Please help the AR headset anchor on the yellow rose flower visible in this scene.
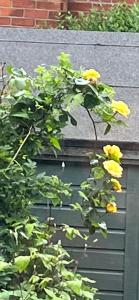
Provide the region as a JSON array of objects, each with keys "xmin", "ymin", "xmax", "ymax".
[
  {"xmin": 82, "ymin": 69, "xmax": 100, "ymax": 82},
  {"xmin": 103, "ymin": 145, "xmax": 123, "ymax": 161},
  {"xmin": 106, "ymin": 202, "xmax": 117, "ymax": 213},
  {"xmin": 111, "ymin": 100, "xmax": 130, "ymax": 117},
  {"xmin": 111, "ymin": 178, "xmax": 122, "ymax": 192},
  {"xmin": 103, "ymin": 160, "xmax": 123, "ymax": 178}
]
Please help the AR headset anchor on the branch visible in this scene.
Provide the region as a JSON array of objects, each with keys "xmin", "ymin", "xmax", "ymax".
[
  {"xmin": 0, "ymin": 62, "xmax": 6, "ymax": 104},
  {"xmin": 6, "ymin": 125, "xmax": 32, "ymax": 170},
  {"xmin": 86, "ymin": 108, "xmax": 98, "ymax": 153}
]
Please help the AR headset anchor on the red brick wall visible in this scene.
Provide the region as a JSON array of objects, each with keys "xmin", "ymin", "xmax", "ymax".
[{"xmin": 0, "ymin": 0, "xmax": 136, "ymax": 28}]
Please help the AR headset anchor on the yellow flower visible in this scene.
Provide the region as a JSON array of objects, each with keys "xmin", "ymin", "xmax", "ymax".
[
  {"xmin": 103, "ymin": 160, "xmax": 123, "ymax": 178},
  {"xmin": 82, "ymin": 69, "xmax": 100, "ymax": 82},
  {"xmin": 111, "ymin": 178, "xmax": 122, "ymax": 192},
  {"xmin": 103, "ymin": 145, "xmax": 123, "ymax": 161},
  {"xmin": 106, "ymin": 202, "xmax": 117, "ymax": 213},
  {"xmin": 111, "ymin": 100, "xmax": 130, "ymax": 117}
]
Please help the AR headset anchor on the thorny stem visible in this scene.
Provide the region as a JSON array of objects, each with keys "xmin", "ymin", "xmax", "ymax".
[
  {"xmin": 6, "ymin": 125, "xmax": 32, "ymax": 170},
  {"xmin": 86, "ymin": 108, "xmax": 98, "ymax": 154}
]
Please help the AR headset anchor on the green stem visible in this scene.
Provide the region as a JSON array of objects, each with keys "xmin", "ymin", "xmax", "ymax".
[
  {"xmin": 0, "ymin": 62, "xmax": 6, "ymax": 104},
  {"xmin": 6, "ymin": 125, "xmax": 32, "ymax": 170},
  {"xmin": 86, "ymin": 108, "xmax": 98, "ymax": 154}
]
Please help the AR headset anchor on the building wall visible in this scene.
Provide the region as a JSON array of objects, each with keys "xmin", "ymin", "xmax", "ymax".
[{"xmin": 0, "ymin": 0, "xmax": 136, "ymax": 28}]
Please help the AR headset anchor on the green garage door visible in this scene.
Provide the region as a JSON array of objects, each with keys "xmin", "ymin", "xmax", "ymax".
[{"xmin": 31, "ymin": 141, "xmax": 139, "ymax": 300}]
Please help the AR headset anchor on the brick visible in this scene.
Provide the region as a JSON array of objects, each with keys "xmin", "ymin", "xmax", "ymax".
[
  {"xmin": 0, "ymin": 16, "xmax": 10, "ymax": 24},
  {"xmin": 111, "ymin": 0, "xmax": 123, "ymax": 2},
  {"xmin": 24, "ymin": 9, "xmax": 48, "ymax": 18},
  {"xmin": 35, "ymin": 18, "xmax": 57, "ymax": 28},
  {"xmin": 0, "ymin": 0, "xmax": 11, "ymax": 7},
  {"xmin": 46, "ymin": 19, "xmax": 57, "ymax": 28},
  {"xmin": 11, "ymin": 17, "xmax": 34, "ymax": 26},
  {"xmin": 35, "ymin": 19, "xmax": 48, "ymax": 28},
  {"xmin": 69, "ymin": 2, "xmax": 92, "ymax": 11},
  {"xmin": 126, "ymin": 0, "xmax": 136, "ymax": 3},
  {"xmin": 101, "ymin": 4, "xmax": 113, "ymax": 10},
  {"xmin": 0, "ymin": 8, "xmax": 23, "ymax": 17},
  {"xmin": 61, "ymin": 0, "xmax": 68, "ymax": 11},
  {"xmin": 48, "ymin": 11, "xmax": 59, "ymax": 19},
  {"xmin": 37, "ymin": 1, "xmax": 62, "ymax": 11},
  {"xmin": 12, "ymin": 0, "xmax": 35, "ymax": 8},
  {"xmin": 102, "ymin": 0, "xmax": 113, "ymax": 5},
  {"xmin": 112, "ymin": 0, "xmax": 134, "ymax": 3},
  {"xmin": 0, "ymin": 0, "xmax": 137, "ymax": 28}
]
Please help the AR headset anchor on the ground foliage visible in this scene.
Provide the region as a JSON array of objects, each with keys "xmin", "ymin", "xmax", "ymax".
[{"xmin": 57, "ymin": 3, "xmax": 139, "ymax": 32}]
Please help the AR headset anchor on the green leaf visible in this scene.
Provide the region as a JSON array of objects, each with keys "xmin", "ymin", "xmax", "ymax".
[
  {"xmin": 0, "ymin": 261, "xmax": 9, "ymax": 271},
  {"xmin": 25, "ymin": 223, "xmax": 35, "ymax": 237},
  {"xmin": 82, "ymin": 277, "xmax": 96, "ymax": 284},
  {"xmin": 66, "ymin": 280, "xmax": 82, "ymax": 295},
  {"xmin": 89, "ymin": 226, "xmax": 96, "ymax": 235},
  {"xmin": 79, "ymin": 191, "xmax": 88, "ymax": 201},
  {"xmin": 61, "ymin": 291, "xmax": 71, "ymax": 300},
  {"xmin": 20, "ymin": 231, "xmax": 29, "ymax": 240},
  {"xmin": 82, "ymin": 290, "xmax": 95, "ymax": 299},
  {"xmin": 35, "ymin": 65, "xmax": 46, "ymax": 74},
  {"xmin": 11, "ymin": 112, "xmax": 29, "ymax": 119},
  {"xmin": 75, "ymin": 78, "xmax": 89, "ymax": 85},
  {"xmin": 92, "ymin": 167, "xmax": 105, "ymax": 180},
  {"xmin": 39, "ymin": 254, "xmax": 55, "ymax": 268},
  {"xmin": 88, "ymin": 84, "xmax": 99, "ymax": 96},
  {"xmin": 44, "ymin": 288, "xmax": 63, "ymax": 300},
  {"xmin": 70, "ymin": 202, "xmax": 82, "ymax": 212},
  {"xmin": 14, "ymin": 256, "xmax": 30, "ymax": 273},
  {"xmin": 29, "ymin": 275, "xmax": 40, "ymax": 284},
  {"xmin": 6, "ymin": 65, "xmax": 13, "ymax": 74},
  {"xmin": 14, "ymin": 78, "xmax": 27, "ymax": 90},
  {"xmin": 107, "ymin": 194, "xmax": 116, "ymax": 202},
  {"xmin": 40, "ymin": 277, "xmax": 52, "ymax": 288},
  {"xmin": 50, "ymin": 137, "xmax": 61, "ymax": 150},
  {"xmin": 104, "ymin": 123, "xmax": 111, "ymax": 135},
  {"xmin": 0, "ymin": 291, "xmax": 12, "ymax": 300},
  {"xmin": 73, "ymin": 93, "xmax": 84, "ymax": 106},
  {"xmin": 84, "ymin": 93, "xmax": 100, "ymax": 109},
  {"xmin": 70, "ymin": 115, "xmax": 77, "ymax": 126},
  {"xmin": 99, "ymin": 222, "xmax": 108, "ymax": 238},
  {"xmin": 63, "ymin": 225, "xmax": 83, "ymax": 240},
  {"xmin": 58, "ymin": 52, "xmax": 72, "ymax": 69},
  {"xmin": 116, "ymin": 119, "xmax": 128, "ymax": 127},
  {"xmin": 59, "ymin": 112, "xmax": 68, "ymax": 123},
  {"xmin": 99, "ymin": 222, "xmax": 107, "ymax": 231},
  {"xmin": 97, "ymin": 83, "xmax": 115, "ymax": 98}
]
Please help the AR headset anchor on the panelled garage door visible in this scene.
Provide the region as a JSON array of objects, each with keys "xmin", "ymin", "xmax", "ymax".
[{"xmin": 31, "ymin": 141, "xmax": 139, "ymax": 300}]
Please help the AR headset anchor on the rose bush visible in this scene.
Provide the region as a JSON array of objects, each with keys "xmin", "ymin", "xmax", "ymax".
[{"xmin": 0, "ymin": 53, "xmax": 130, "ymax": 299}]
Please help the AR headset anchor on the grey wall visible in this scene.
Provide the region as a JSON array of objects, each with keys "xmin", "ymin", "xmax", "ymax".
[{"xmin": 0, "ymin": 28, "xmax": 139, "ymax": 142}]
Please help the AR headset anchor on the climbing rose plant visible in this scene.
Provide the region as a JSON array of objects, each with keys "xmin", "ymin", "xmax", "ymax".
[{"xmin": 0, "ymin": 53, "xmax": 130, "ymax": 299}]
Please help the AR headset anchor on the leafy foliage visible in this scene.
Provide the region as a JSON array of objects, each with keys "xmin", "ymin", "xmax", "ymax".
[
  {"xmin": 0, "ymin": 53, "xmax": 130, "ymax": 299},
  {"xmin": 0, "ymin": 217, "xmax": 97, "ymax": 300},
  {"xmin": 57, "ymin": 3, "xmax": 139, "ymax": 32}
]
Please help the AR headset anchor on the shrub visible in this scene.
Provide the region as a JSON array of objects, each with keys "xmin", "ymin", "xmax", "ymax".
[
  {"xmin": 57, "ymin": 3, "xmax": 139, "ymax": 32},
  {"xmin": 0, "ymin": 53, "xmax": 130, "ymax": 299}
]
